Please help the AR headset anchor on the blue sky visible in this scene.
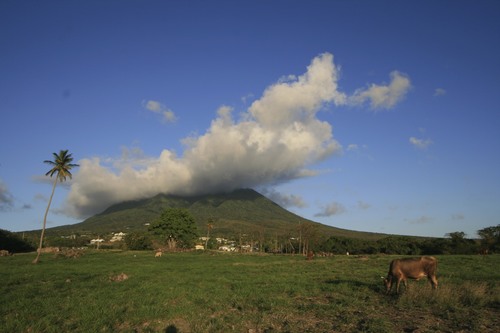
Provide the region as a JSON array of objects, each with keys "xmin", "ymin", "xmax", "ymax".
[{"xmin": 1, "ymin": 0, "xmax": 499, "ymax": 238}]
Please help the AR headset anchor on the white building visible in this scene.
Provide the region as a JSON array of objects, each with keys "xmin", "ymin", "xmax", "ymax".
[{"xmin": 110, "ymin": 232, "xmax": 126, "ymax": 242}]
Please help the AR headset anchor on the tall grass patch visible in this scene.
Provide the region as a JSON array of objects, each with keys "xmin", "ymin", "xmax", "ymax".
[
  {"xmin": 391, "ymin": 259, "xmax": 500, "ymax": 333},
  {"xmin": 397, "ymin": 281, "xmax": 491, "ymax": 308}
]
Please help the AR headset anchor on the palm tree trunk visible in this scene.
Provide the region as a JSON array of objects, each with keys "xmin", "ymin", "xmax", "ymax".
[
  {"xmin": 32, "ymin": 177, "xmax": 58, "ymax": 264},
  {"xmin": 205, "ymin": 225, "xmax": 212, "ymax": 250}
]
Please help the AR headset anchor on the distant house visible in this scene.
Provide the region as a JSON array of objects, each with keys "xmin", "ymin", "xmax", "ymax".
[
  {"xmin": 61, "ymin": 234, "xmax": 77, "ymax": 239},
  {"xmin": 240, "ymin": 244, "xmax": 252, "ymax": 252},
  {"xmin": 218, "ymin": 245, "xmax": 236, "ymax": 252},
  {"xmin": 110, "ymin": 232, "xmax": 126, "ymax": 242},
  {"xmin": 90, "ymin": 238, "xmax": 104, "ymax": 245},
  {"xmin": 194, "ymin": 244, "xmax": 205, "ymax": 250}
]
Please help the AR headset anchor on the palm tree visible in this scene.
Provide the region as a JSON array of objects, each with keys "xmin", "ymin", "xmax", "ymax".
[
  {"xmin": 32, "ymin": 150, "xmax": 78, "ymax": 264},
  {"xmin": 205, "ymin": 220, "xmax": 214, "ymax": 250}
]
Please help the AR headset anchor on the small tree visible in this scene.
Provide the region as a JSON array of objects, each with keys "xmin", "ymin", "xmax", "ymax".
[
  {"xmin": 446, "ymin": 231, "xmax": 477, "ymax": 254},
  {"xmin": 298, "ymin": 222, "xmax": 319, "ymax": 255},
  {"xmin": 149, "ymin": 208, "xmax": 199, "ymax": 249},
  {"xmin": 477, "ymin": 225, "xmax": 500, "ymax": 253},
  {"xmin": 205, "ymin": 219, "xmax": 214, "ymax": 250}
]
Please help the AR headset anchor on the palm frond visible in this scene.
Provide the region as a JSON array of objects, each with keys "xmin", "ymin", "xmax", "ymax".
[{"xmin": 44, "ymin": 149, "xmax": 79, "ymax": 180}]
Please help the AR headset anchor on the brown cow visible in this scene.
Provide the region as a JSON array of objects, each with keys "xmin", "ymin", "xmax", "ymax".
[{"xmin": 384, "ymin": 256, "xmax": 438, "ymax": 294}]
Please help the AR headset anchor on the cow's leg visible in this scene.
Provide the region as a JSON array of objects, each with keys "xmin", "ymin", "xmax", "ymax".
[
  {"xmin": 429, "ymin": 275, "xmax": 438, "ymax": 289},
  {"xmin": 403, "ymin": 278, "xmax": 408, "ymax": 291},
  {"xmin": 396, "ymin": 278, "xmax": 402, "ymax": 294}
]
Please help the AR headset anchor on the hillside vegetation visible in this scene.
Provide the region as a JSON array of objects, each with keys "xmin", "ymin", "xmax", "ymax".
[{"xmin": 44, "ymin": 189, "xmax": 387, "ymax": 242}]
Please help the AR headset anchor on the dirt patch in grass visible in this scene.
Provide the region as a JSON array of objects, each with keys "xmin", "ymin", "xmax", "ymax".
[{"xmin": 109, "ymin": 272, "xmax": 129, "ymax": 282}]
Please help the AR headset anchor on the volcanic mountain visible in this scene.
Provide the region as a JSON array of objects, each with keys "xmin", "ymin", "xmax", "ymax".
[{"xmin": 46, "ymin": 189, "xmax": 385, "ymax": 241}]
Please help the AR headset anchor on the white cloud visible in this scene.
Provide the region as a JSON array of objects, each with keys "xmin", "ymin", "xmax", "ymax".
[
  {"xmin": 314, "ymin": 201, "xmax": 346, "ymax": 217},
  {"xmin": 434, "ymin": 88, "xmax": 446, "ymax": 96},
  {"xmin": 0, "ymin": 179, "xmax": 14, "ymax": 210},
  {"xmin": 357, "ymin": 200, "xmax": 371, "ymax": 210},
  {"xmin": 451, "ymin": 213, "xmax": 464, "ymax": 220},
  {"xmin": 21, "ymin": 203, "xmax": 32, "ymax": 210},
  {"xmin": 346, "ymin": 144, "xmax": 358, "ymax": 151},
  {"xmin": 65, "ymin": 53, "xmax": 412, "ymax": 218},
  {"xmin": 143, "ymin": 100, "xmax": 177, "ymax": 123},
  {"xmin": 248, "ymin": 53, "xmax": 347, "ymax": 128},
  {"xmin": 241, "ymin": 93, "xmax": 254, "ymax": 104},
  {"xmin": 262, "ymin": 189, "xmax": 307, "ymax": 208},
  {"xmin": 350, "ymin": 71, "xmax": 411, "ymax": 109},
  {"xmin": 408, "ymin": 215, "xmax": 432, "ymax": 225},
  {"xmin": 34, "ymin": 193, "xmax": 48, "ymax": 202},
  {"xmin": 409, "ymin": 137, "xmax": 433, "ymax": 150}
]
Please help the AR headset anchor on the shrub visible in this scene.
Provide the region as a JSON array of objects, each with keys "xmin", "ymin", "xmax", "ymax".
[
  {"xmin": 0, "ymin": 229, "xmax": 35, "ymax": 253},
  {"xmin": 124, "ymin": 231, "xmax": 153, "ymax": 250}
]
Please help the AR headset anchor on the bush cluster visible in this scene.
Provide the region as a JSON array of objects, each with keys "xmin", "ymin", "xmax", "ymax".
[{"xmin": 0, "ymin": 229, "xmax": 35, "ymax": 253}]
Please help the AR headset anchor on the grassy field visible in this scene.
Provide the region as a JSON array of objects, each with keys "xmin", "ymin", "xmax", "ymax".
[{"xmin": 1, "ymin": 251, "xmax": 499, "ymax": 333}]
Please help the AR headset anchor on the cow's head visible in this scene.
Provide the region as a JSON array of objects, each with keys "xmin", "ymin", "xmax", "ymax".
[{"xmin": 382, "ymin": 276, "xmax": 392, "ymax": 293}]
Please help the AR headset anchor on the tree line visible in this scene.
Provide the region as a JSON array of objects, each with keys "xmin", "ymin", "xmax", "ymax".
[
  {"xmin": 289, "ymin": 224, "xmax": 500, "ymax": 255},
  {"xmin": 122, "ymin": 212, "xmax": 499, "ymax": 256},
  {"xmin": 2, "ymin": 210, "xmax": 498, "ymax": 256},
  {"xmin": 3, "ymin": 213, "xmax": 499, "ymax": 256}
]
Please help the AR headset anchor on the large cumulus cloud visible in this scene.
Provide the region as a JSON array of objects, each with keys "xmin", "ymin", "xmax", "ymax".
[{"xmin": 65, "ymin": 53, "xmax": 411, "ymax": 218}]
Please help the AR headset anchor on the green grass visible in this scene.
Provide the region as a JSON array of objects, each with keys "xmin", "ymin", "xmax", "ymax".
[{"xmin": 1, "ymin": 252, "xmax": 499, "ymax": 333}]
